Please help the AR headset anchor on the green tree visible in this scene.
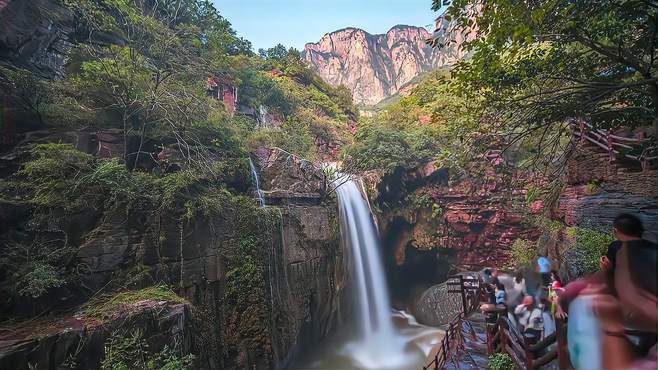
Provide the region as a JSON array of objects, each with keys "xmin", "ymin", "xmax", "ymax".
[
  {"xmin": 343, "ymin": 123, "xmax": 413, "ymax": 172},
  {"xmin": 0, "ymin": 67, "xmax": 51, "ymax": 126},
  {"xmin": 341, "ymin": 70, "xmax": 482, "ymax": 174},
  {"xmin": 258, "ymin": 44, "xmax": 288, "ymax": 61},
  {"xmin": 433, "ymin": 0, "xmax": 658, "ymax": 154}
]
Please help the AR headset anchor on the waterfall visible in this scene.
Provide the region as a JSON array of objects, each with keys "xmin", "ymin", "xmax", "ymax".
[
  {"xmin": 336, "ymin": 179, "xmax": 394, "ymax": 339},
  {"xmin": 335, "ymin": 177, "xmax": 411, "ymax": 368},
  {"xmin": 288, "ymin": 171, "xmax": 444, "ymax": 369},
  {"xmin": 248, "ymin": 157, "xmax": 265, "ymax": 207}
]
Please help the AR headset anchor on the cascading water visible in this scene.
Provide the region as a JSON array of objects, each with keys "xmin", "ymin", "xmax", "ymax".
[
  {"xmin": 248, "ymin": 157, "xmax": 265, "ymax": 207},
  {"xmin": 290, "ymin": 173, "xmax": 443, "ymax": 370},
  {"xmin": 336, "ymin": 180, "xmax": 396, "ymax": 345}
]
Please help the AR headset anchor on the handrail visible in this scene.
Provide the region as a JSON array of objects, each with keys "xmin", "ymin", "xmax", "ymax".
[
  {"xmin": 422, "ymin": 274, "xmax": 576, "ymax": 370},
  {"xmin": 423, "ymin": 313, "xmax": 465, "ymax": 370},
  {"xmin": 528, "ymin": 332, "xmax": 556, "ymax": 353},
  {"xmin": 570, "ymin": 120, "xmax": 657, "ymax": 169},
  {"xmin": 422, "ymin": 274, "xmax": 482, "ymax": 370},
  {"xmin": 488, "ymin": 314, "xmax": 573, "ymax": 370}
]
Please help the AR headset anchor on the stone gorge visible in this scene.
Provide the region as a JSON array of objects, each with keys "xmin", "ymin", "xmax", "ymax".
[
  {"xmin": 304, "ymin": 24, "xmax": 471, "ymax": 106},
  {"xmin": 1, "ymin": 0, "xmax": 657, "ymax": 369}
]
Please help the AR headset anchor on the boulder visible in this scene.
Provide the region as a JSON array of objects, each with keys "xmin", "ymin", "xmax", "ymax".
[{"xmin": 252, "ymin": 147, "xmax": 326, "ymax": 203}]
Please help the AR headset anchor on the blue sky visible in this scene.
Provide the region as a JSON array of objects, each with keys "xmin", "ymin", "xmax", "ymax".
[{"xmin": 213, "ymin": 0, "xmax": 441, "ymax": 51}]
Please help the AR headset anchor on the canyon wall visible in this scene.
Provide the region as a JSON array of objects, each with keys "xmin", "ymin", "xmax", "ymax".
[
  {"xmin": 367, "ymin": 139, "xmax": 657, "ymax": 309},
  {"xmin": 0, "ymin": 138, "xmax": 346, "ymax": 369},
  {"xmin": 365, "ymin": 156, "xmax": 532, "ymax": 274},
  {"xmin": 304, "ymin": 24, "xmax": 472, "ymax": 106}
]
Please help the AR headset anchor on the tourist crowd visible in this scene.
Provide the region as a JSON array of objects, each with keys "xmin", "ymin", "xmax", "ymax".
[{"xmin": 479, "ymin": 213, "xmax": 657, "ymax": 370}]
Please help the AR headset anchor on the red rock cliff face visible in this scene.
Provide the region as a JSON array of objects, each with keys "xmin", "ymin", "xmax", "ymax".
[
  {"xmin": 365, "ymin": 158, "xmax": 537, "ymax": 272},
  {"xmin": 370, "ymin": 142, "xmax": 657, "ymax": 274},
  {"xmin": 304, "ymin": 25, "xmax": 470, "ymax": 106},
  {"xmin": 426, "ymin": 176, "xmax": 530, "ymax": 268}
]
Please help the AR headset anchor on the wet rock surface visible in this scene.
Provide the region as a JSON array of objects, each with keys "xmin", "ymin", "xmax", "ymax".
[
  {"xmin": 253, "ymin": 147, "xmax": 346, "ymax": 367},
  {"xmin": 414, "ymin": 280, "xmax": 464, "ymax": 326},
  {"xmin": 0, "ymin": 142, "xmax": 345, "ymax": 369},
  {"xmin": 0, "ymin": 0, "xmax": 74, "ymax": 77}
]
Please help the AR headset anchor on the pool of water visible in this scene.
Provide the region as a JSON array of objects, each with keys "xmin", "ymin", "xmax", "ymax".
[{"xmin": 290, "ymin": 310, "xmax": 444, "ymax": 370}]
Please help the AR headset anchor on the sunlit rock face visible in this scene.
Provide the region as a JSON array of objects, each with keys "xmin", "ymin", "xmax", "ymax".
[
  {"xmin": 252, "ymin": 146, "xmax": 327, "ymax": 203},
  {"xmin": 304, "ymin": 26, "xmax": 435, "ymax": 106},
  {"xmin": 304, "ymin": 23, "xmax": 473, "ymax": 106}
]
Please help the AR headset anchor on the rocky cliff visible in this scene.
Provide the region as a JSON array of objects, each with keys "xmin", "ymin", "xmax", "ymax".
[
  {"xmin": 252, "ymin": 147, "xmax": 347, "ymax": 367},
  {"xmin": 0, "ymin": 0, "xmax": 74, "ymax": 77},
  {"xmin": 303, "ymin": 22, "xmax": 473, "ymax": 106},
  {"xmin": 0, "ymin": 134, "xmax": 346, "ymax": 369},
  {"xmin": 555, "ymin": 144, "xmax": 658, "ymax": 242},
  {"xmin": 363, "ymin": 155, "xmax": 535, "ymax": 302},
  {"xmin": 0, "ymin": 0, "xmax": 129, "ymax": 77},
  {"xmin": 367, "ymin": 137, "xmax": 658, "ymax": 308}
]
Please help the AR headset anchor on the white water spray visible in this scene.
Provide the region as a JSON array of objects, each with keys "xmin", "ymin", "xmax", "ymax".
[
  {"xmin": 335, "ymin": 177, "xmax": 413, "ymax": 369},
  {"xmin": 248, "ymin": 157, "xmax": 265, "ymax": 207},
  {"xmin": 289, "ymin": 172, "xmax": 444, "ymax": 369}
]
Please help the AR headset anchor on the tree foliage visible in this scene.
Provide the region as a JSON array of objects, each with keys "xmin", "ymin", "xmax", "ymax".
[
  {"xmin": 342, "ymin": 70, "xmax": 482, "ymax": 173},
  {"xmin": 101, "ymin": 329, "xmax": 195, "ymax": 370},
  {"xmin": 433, "ymin": 0, "xmax": 658, "ymax": 160},
  {"xmin": 0, "ymin": 0, "xmax": 355, "ymax": 307}
]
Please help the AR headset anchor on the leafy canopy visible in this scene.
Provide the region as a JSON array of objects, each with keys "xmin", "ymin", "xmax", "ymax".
[
  {"xmin": 433, "ymin": 0, "xmax": 658, "ymax": 161},
  {"xmin": 342, "ymin": 70, "xmax": 482, "ymax": 173}
]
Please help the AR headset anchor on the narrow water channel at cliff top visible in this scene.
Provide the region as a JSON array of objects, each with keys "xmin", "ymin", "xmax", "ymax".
[{"xmin": 291, "ymin": 178, "xmax": 443, "ymax": 370}]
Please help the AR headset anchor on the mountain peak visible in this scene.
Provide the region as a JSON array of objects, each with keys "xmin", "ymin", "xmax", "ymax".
[
  {"xmin": 304, "ymin": 23, "xmax": 467, "ymax": 106},
  {"xmin": 387, "ymin": 24, "xmax": 428, "ymax": 32}
]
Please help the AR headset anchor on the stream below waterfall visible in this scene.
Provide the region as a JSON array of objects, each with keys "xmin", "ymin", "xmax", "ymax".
[
  {"xmin": 290, "ymin": 309, "xmax": 443, "ymax": 370},
  {"xmin": 290, "ymin": 178, "xmax": 443, "ymax": 370}
]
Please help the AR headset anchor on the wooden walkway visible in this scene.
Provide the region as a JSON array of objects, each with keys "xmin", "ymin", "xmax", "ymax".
[
  {"xmin": 571, "ymin": 119, "xmax": 657, "ymax": 170},
  {"xmin": 487, "ymin": 315, "xmax": 571, "ymax": 370},
  {"xmin": 444, "ymin": 312, "xmax": 489, "ymax": 370},
  {"xmin": 421, "ymin": 274, "xmax": 573, "ymax": 370},
  {"xmin": 422, "ymin": 275, "xmax": 484, "ymax": 370}
]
